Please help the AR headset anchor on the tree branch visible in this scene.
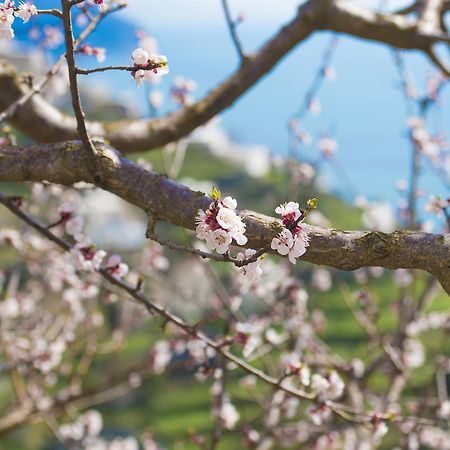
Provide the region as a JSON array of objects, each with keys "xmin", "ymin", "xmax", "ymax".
[
  {"xmin": 220, "ymin": 0, "xmax": 245, "ymax": 61},
  {"xmin": 61, "ymin": 0, "xmax": 97, "ymax": 162},
  {"xmin": 1, "ymin": 141, "xmax": 449, "ymax": 294},
  {"xmin": 1, "ymin": 0, "xmax": 449, "ymax": 153}
]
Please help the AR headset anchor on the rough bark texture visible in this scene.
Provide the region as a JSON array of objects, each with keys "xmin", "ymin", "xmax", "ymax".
[{"xmin": 1, "ymin": 141, "xmax": 449, "ymax": 295}]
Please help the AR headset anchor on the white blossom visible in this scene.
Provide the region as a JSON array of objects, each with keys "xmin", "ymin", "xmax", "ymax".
[
  {"xmin": 236, "ymin": 248, "xmax": 263, "ymax": 286},
  {"xmin": 220, "ymin": 399, "xmax": 240, "ymax": 429},
  {"xmin": 15, "ymin": 2, "xmax": 37, "ymax": 23},
  {"xmin": 131, "ymin": 47, "xmax": 149, "ymax": 66}
]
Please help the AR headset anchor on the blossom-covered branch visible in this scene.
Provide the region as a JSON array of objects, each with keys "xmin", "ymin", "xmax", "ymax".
[{"xmin": 1, "ymin": 141, "xmax": 449, "ymax": 294}]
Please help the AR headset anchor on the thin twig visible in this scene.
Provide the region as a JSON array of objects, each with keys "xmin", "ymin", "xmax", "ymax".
[
  {"xmin": 76, "ymin": 61, "xmax": 166, "ymax": 75},
  {"xmin": 36, "ymin": 9, "xmax": 63, "ymax": 18},
  {"xmin": 147, "ymin": 232, "xmax": 268, "ymax": 267},
  {"xmin": 220, "ymin": 0, "xmax": 245, "ymax": 61}
]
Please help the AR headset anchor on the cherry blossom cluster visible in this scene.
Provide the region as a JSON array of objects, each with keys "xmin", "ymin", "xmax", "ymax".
[
  {"xmin": 0, "ymin": 0, "xmax": 37, "ymax": 40},
  {"xmin": 271, "ymin": 201, "xmax": 310, "ymax": 264},
  {"xmin": 131, "ymin": 47, "xmax": 169, "ymax": 86},
  {"xmin": 196, "ymin": 191, "xmax": 248, "ymax": 254}
]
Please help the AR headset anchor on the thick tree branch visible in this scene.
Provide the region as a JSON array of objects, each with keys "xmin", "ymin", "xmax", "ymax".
[
  {"xmin": 1, "ymin": 141, "xmax": 449, "ymax": 294},
  {"xmin": 0, "ymin": 0, "xmax": 449, "ymax": 153},
  {"xmin": 324, "ymin": 0, "xmax": 449, "ymax": 48}
]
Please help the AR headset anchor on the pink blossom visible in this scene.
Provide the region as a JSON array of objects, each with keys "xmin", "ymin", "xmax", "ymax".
[
  {"xmin": 65, "ymin": 216, "xmax": 84, "ymax": 241},
  {"xmin": 311, "ymin": 371, "xmax": 344, "ymax": 400},
  {"xmin": 438, "ymin": 400, "xmax": 450, "ymax": 420},
  {"xmin": 275, "ymin": 201, "xmax": 301, "ymax": 221},
  {"xmin": 92, "ymin": 0, "xmax": 108, "ymax": 11},
  {"xmin": 307, "ymin": 404, "xmax": 332, "ymax": 425},
  {"xmin": 221, "ymin": 196, "xmax": 237, "ymax": 210},
  {"xmin": 109, "ymin": 437, "xmax": 139, "ymax": 450},
  {"xmin": 271, "ymin": 227, "xmax": 309, "ymax": 265},
  {"xmin": 308, "ymin": 98, "xmax": 321, "ymax": 115},
  {"xmin": 150, "ymin": 340, "xmax": 171, "ymax": 374},
  {"xmin": 286, "ymin": 231, "xmax": 309, "ymax": 264},
  {"xmin": 15, "ymin": 2, "xmax": 37, "ymax": 23},
  {"xmin": 236, "ymin": 248, "xmax": 263, "ymax": 285},
  {"xmin": 235, "ymin": 321, "xmax": 264, "ymax": 358},
  {"xmin": 0, "ymin": 0, "xmax": 14, "ymax": 39},
  {"xmin": 402, "ymin": 338, "xmax": 425, "ymax": 368},
  {"xmin": 131, "ymin": 49, "xmax": 169, "ymax": 85},
  {"xmin": 271, "ymin": 229, "xmax": 294, "ymax": 256},
  {"xmin": 71, "ymin": 241, "xmax": 106, "ymax": 272},
  {"xmin": 323, "ymin": 65, "xmax": 337, "ymax": 81},
  {"xmin": 43, "ymin": 25, "xmax": 63, "ymax": 49},
  {"xmin": 79, "ymin": 43, "xmax": 106, "ymax": 63},
  {"xmin": 206, "ymin": 229, "xmax": 232, "ymax": 254},
  {"xmin": 131, "ymin": 47, "xmax": 149, "ymax": 66},
  {"xmin": 372, "ymin": 420, "xmax": 388, "ymax": 443},
  {"xmin": 105, "ymin": 254, "xmax": 129, "ymax": 279},
  {"xmin": 318, "ymin": 136, "xmax": 338, "ymax": 159}
]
